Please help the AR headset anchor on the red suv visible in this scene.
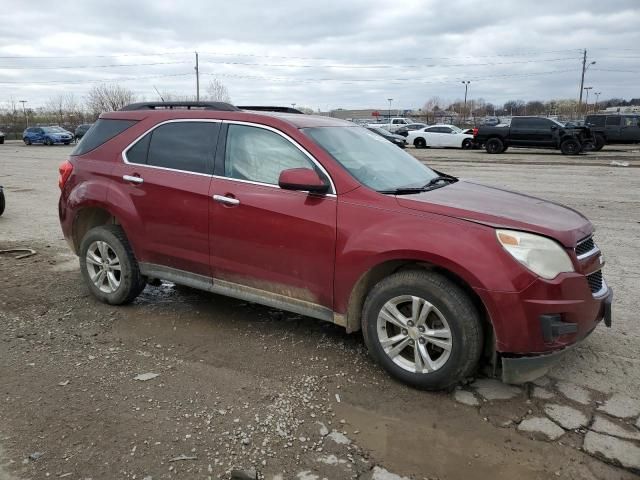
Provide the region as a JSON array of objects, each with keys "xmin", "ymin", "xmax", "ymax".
[{"xmin": 59, "ymin": 102, "xmax": 612, "ymax": 390}]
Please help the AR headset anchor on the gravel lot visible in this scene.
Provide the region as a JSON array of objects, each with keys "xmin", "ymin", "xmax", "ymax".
[{"xmin": 1, "ymin": 141, "xmax": 639, "ymax": 479}]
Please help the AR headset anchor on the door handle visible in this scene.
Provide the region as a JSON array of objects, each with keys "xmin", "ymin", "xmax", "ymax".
[
  {"xmin": 213, "ymin": 194, "xmax": 240, "ymax": 206},
  {"xmin": 123, "ymin": 175, "xmax": 144, "ymax": 184}
]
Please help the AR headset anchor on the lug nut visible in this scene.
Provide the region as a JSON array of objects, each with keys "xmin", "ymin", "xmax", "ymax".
[
  {"xmin": 418, "ymin": 326, "xmax": 425, "ymax": 333},
  {"xmin": 419, "ymin": 338, "xmax": 426, "ymax": 345},
  {"xmin": 402, "ymin": 329, "xmax": 408, "ymax": 336},
  {"xmin": 407, "ymin": 320, "xmax": 414, "ymax": 327},
  {"xmin": 409, "ymin": 339, "xmax": 415, "ymax": 345}
]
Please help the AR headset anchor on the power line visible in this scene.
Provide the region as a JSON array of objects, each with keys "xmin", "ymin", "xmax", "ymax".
[
  {"xmin": 0, "ymin": 61, "xmax": 191, "ymax": 70},
  {"xmin": 0, "ymin": 73, "xmax": 193, "ymax": 85}
]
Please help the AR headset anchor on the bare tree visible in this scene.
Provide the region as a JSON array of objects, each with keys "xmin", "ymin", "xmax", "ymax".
[
  {"xmin": 205, "ymin": 78, "xmax": 231, "ymax": 103},
  {"xmin": 86, "ymin": 84, "xmax": 135, "ymax": 114}
]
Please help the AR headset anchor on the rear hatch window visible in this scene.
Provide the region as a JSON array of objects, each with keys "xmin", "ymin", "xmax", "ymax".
[{"xmin": 72, "ymin": 119, "xmax": 137, "ymax": 156}]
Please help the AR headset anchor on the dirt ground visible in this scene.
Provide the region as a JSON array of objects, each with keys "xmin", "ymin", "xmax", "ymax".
[{"xmin": 1, "ymin": 141, "xmax": 639, "ymax": 480}]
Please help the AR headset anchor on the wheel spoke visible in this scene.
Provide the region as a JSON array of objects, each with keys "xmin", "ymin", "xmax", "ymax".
[
  {"xmin": 418, "ymin": 343, "xmax": 438, "ymax": 371},
  {"xmin": 379, "ymin": 303, "xmax": 408, "ymax": 329},
  {"xmin": 107, "ymin": 271, "xmax": 119, "ymax": 292},
  {"xmin": 110, "ymin": 262, "xmax": 121, "ymax": 271},
  {"xmin": 423, "ymin": 335, "xmax": 452, "ymax": 351},
  {"xmin": 96, "ymin": 270, "xmax": 107, "ymax": 288},
  {"xmin": 97, "ymin": 241, "xmax": 108, "ymax": 261},
  {"xmin": 416, "ymin": 300, "xmax": 433, "ymax": 326},
  {"xmin": 88, "ymin": 266, "xmax": 101, "ymax": 282},
  {"xmin": 86, "ymin": 251, "xmax": 102, "ymax": 266},
  {"xmin": 386, "ymin": 337, "xmax": 411, "ymax": 359},
  {"xmin": 380, "ymin": 333, "xmax": 407, "ymax": 349}
]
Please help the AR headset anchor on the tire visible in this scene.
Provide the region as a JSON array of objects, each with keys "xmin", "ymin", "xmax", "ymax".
[
  {"xmin": 560, "ymin": 138, "xmax": 582, "ymax": 155},
  {"xmin": 413, "ymin": 137, "xmax": 427, "ymax": 149},
  {"xmin": 0, "ymin": 190, "xmax": 5, "ymax": 216},
  {"xmin": 79, "ymin": 225, "xmax": 146, "ymax": 305},
  {"xmin": 461, "ymin": 138, "xmax": 473, "ymax": 150},
  {"xmin": 24, "ymin": 138, "xmax": 31, "ymax": 145},
  {"xmin": 362, "ymin": 270, "xmax": 483, "ymax": 390},
  {"xmin": 485, "ymin": 137, "xmax": 504, "ymax": 154},
  {"xmin": 593, "ymin": 135, "xmax": 605, "ymax": 152},
  {"xmin": 45, "ymin": 138, "xmax": 53, "ymax": 146},
  {"xmin": 0, "ymin": 138, "xmax": 4, "ymax": 144}
]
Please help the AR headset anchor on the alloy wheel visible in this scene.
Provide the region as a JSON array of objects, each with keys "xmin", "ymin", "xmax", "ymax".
[
  {"xmin": 376, "ymin": 295, "xmax": 452, "ymax": 373},
  {"xmin": 85, "ymin": 241, "xmax": 122, "ymax": 293}
]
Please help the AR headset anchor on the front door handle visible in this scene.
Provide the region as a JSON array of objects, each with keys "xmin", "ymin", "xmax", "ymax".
[
  {"xmin": 123, "ymin": 175, "xmax": 144, "ymax": 184},
  {"xmin": 213, "ymin": 194, "xmax": 240, "ymax": 206}
]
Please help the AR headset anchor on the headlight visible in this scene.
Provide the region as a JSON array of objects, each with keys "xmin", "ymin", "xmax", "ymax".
[{"xmin": 496, "ymin": 229, "xmax": 574, "ymax": 280}]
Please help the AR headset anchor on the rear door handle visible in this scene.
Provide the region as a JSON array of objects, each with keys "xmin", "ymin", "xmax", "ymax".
[
  {"xmin": 213, "ymin": 194, "xmax": 240, "ymax": 206},
  {"xmin": 123, "ymin": 175, "xmax": 144, "ymax": 184}
]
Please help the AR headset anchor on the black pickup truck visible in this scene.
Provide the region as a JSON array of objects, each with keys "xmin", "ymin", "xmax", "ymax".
[
  {"xmin": 474, "ymin": 116, "xmax": 594, "ymax": 155},
  {"xmin": 585, "ymin": 114, "xmax": 640, "ymax": 151}
]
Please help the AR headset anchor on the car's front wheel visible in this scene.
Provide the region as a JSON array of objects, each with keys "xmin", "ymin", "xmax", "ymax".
[
  {"xmin": 24, "ymin": 138, "xmax": 31, "ymax": 145},
  {"xmin": 79, "ymin": 225, "xmax": 147, "ymax": 305},
  {"xmin": 362, "ymin": 270, "xmax": 483, "ymax": 390},
  {"xmin": 461, "ymin": 138, "xmax": 473, "ymax": 150},
  {"xmin": 413, "ymin": 137, "xmax": 427, "ymax": 149},
  {"xmin": 593, "ymin": 135, "xmax": 605, "ymax": 151}
]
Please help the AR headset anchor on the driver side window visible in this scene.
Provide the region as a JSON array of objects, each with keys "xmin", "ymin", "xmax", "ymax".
[{"xmin": 224, "ymin": 124, "xmax": 315, "ymax": 185}]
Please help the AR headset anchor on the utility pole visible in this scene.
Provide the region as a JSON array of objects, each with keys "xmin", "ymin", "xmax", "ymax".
[
  {"xmin": 578, "ymin": 49, "xmax": 596, "ymax": 116},
  {"xmin": 461, "ymin": 81, "xmax": 470, "ymax": 120},
  {"xmin": 195, "ymin": 52, "xmax": 200, "ymax": 102},
  {"xmin": 19, "ymin": 100, "xmax": 28, "ymax": 128},
  {"xmin": 387, "ymin": 98, "xmax": 393, "ymax": 121}
]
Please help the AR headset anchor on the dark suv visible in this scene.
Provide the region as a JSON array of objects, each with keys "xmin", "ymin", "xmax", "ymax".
[
  {"xmin": 58, "ymin": 102, "xmax": 612, "ymax": 390},
  {"xmin": 585, "ymin": 114, "xmax": 640, "ymax": 151}
]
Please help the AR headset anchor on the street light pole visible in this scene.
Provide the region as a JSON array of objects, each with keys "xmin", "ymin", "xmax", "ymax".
[
  {"xmin": 578, "ymin": 48, "xmax": 596, "ymax": 116},
  {"xmin": 594, "ymin": 92, "xmax": 601, "ymax": 112},
  {"xmin": 387, "ymin": 98, "xmax": 393, "ymax": 121},
  {"xmin": 19, "ymin": 100, "xmax": 28, "ymax": 128},
  {"xmin": 584, "ymin": 87, "xmax": 593, "ymax": 113},
  {"xmin": 461, "ymin": 81, "xmax": 470, "ymax": 120}
]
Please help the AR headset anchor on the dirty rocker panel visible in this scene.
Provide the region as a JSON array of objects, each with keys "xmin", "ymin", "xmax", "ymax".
[{"xmin": 139, "ymin": 263, "xmax": 336, "ymax": 324}]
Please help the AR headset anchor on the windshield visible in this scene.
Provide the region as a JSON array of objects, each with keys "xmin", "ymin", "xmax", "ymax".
[
  {"xmin": 550, "ymin": 119, "xmax": 565, "ymax": 127},
  {"xmin": 449, "ymin": 125, "xmax": 463, "ymax": 133},
  {"xmin": 43, "ymin": 126, "xmax": 65, "ymax": 133},
  {"xmin": 303, "ymin": 126, "xmax": 438, "ymax": 191}
]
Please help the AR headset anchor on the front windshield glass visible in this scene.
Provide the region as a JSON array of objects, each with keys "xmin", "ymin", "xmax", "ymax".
[
  {"xmin": 43, "ymin": 126, "xmax": 65, "ymax": 133},
  {"xmin": 304, "ymin": 126, "xmax": 438, "ymax": 191},
  {"xmin": 449, "ymin": 125, "xmax": 463, "ymax": 133}
]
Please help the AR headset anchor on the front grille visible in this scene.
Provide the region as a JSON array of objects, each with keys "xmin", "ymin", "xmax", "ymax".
[
  {"xmin": 576, "ymin": 237, "xmax": 596, "ymax": 257},
  {"xmin": 587, "ymin": 270, "xmax": 603, "ymax": 294}
]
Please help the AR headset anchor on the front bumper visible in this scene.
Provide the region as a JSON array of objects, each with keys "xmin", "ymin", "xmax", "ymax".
[{"xmin": 501, "ymin": 287, "xmax": 613, "ymax": 384}]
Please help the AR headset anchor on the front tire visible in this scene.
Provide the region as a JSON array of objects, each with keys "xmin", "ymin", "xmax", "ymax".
[
  {"xmin": 593, "ymin": 135, "xmax": 605, "ymax": 151},
  {"xmin": 79, "ymin": 225, "xmax": 146, "ymax": 305},
  {"xmin": 24, "ymin": 138, "xmax": 31, "ymax": 145},
  {"xmin": 485, "ymin": 137, "xmax": 504, "ymax": 154},
  {"xmin": 560, "ymin": 138, "xmax": 582, "ymax": 155},
  {"xmin": 413, "ymin": 137, "xmax": 427, "ymax": 149},
  {"xmin": 362, "ymin": 270, "xmax": 483, "ymax": 390},
  {"xmin": 0, "ymin": 190, "xmax": 5, "ymax": 216},
  {"xmin": 461, "ymin": 138, "xmax": 473, "ymax": 150}
]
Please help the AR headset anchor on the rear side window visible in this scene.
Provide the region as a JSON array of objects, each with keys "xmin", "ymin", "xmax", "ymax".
[
  {"xmin": 126, "ymin": 133, "xmax": 151, "ymax": 165},
  {"xmin": 146, "ymin": 122, "xmax": 219, "ymax": 174},
  {"xmin": 606, "ymin": 116, "xmax": 621, "ymax": 127},
  {"xmin": 72, "ymin": 119, "xmax": 137, "ymax": 156}
]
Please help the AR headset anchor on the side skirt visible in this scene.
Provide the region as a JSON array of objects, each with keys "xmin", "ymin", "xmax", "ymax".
[{"xmin": 139, "ymin": 263, "xmax": 338, "ymax": 325}]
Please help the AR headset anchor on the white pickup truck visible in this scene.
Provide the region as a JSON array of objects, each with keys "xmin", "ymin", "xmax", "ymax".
[{"xmin": 367, "ymin": 117, "xmax": 414, "ymax": 133}]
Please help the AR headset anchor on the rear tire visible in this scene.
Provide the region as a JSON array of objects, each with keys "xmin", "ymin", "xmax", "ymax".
[
  {"xmin": 79, "ymin": 225, "xmax": 146, "ymax": 305},
  {"xmin": 413, "ymin": 137, "xmax": 427, "ymax": 149},
  {"xmin": 560, "ymin": 138, "xmax": 582, "ymax": 155},
  {"xmin": 593, "ymin": 135, "xmax": 605, "ymax": 152},
  {"xmin": 362, "ymin": 270, "xmax": 483, "ymax": 390},
  {"xmin": 485, "ymin": 137, "xmax": 504, "ymax": 154}
]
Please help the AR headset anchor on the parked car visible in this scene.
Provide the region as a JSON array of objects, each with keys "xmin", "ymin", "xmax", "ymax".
[
  {"xmin": 0, "ymin": 130, "xmax": 5, "ymax": 144},
  {"xmin": 367, "ymin": 117, "xmax": 415, "ymax": 133},
  {"xmin": 585, "ymin": 114, "xmax": 640, "ymax": 151},
  {"xmin": 407, "ymin": 124, "xmax": 474, "ymax": 149},
  {"xmin": 474, "ymin": 116, "xmax": 594, "ymax": 155},
  {"xmin": 74, "ymin": 124, "xmax": 93, "ymax": 141},
  {"xmin": 23, "ymin": 126, "xmax": 74, "ymax": 145},
  {"xmin": 0, "ymin": 186, "xmax": 4, "ymax": 216},
  {"xmin": 366, "ymin": 126, "xmax": 407, "ymax": 148},
  {"xmin": 395, "ymin": 123, "xmax": 427, "ymax": 137},
  {"xmin": 59, "ymin": 101, "xmax": 612, "ymax": 390},
  {"xmin": 481, "ymin": 117, "xmax": 501, "ymax": 127}
]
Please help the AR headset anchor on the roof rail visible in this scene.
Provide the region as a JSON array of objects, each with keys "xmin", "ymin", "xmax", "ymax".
[
  {"xmin": 119, "ymin": 101, "xmax": 240, "ymax": 111},
  {"xmin": 238, "ymin": 106, "xmax": 304, "ymax": 114}
]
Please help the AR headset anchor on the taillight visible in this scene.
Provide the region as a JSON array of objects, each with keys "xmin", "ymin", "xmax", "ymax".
[
  {"xmin": 473, "ymin": 128, "xmax": 479, "ymax": 137},
  {"xmin": 58, "ymin": 160, "xmax": 73, "ymax": 190}
]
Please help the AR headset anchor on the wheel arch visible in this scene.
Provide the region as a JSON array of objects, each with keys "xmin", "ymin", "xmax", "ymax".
[{"xmin": 71, "ymin": 205, "xmax": 122, "ymax": 254}]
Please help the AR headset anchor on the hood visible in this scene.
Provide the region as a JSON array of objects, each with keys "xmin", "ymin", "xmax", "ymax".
[{"xmin": 396, "ymin": 180, "xmax": 592, "ymax": 247}]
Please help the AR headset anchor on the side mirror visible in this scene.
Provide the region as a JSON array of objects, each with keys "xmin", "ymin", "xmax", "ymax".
[
  {"xmin": 550, "ymin": 125, "xmax": 558, "ymax": 130},
  {"xmin": 278, "ymin": 168, "xmax": 329, "ymax": 194}
]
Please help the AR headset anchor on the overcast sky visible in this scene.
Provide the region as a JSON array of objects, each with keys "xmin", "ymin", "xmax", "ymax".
[{"xmin": 0, "ymin": 0, "xmax": 638, "ymax": 111}]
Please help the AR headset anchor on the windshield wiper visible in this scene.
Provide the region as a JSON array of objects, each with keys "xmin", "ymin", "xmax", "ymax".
[
  {"xmin": 378, "ymin": 175, "xmax": 458, "ymax": 195},
  {"xmin": 377, "ymin": 187, "xmax": 431, "ymax": 195},
  {"xmin": 422, "ymin": 175, "xmax": 457, "ymax": 189}
]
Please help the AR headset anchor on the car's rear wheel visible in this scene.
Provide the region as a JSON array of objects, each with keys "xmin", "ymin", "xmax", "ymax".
[
  {"xmin": 461, "ymin": 138, "xmax": 473, "ymax": 150},
  {"xmin": 593, "ymin": 135, "xmax": 605, "ymax": 151},
  {"xmin": 79, "ymin": 225, "xmax": 146, "ymax": 305},
  {"xmin": 485, "ymin": 137, "xmax": 504, "ymax": 154},
  {"xmin": 24, "ymin": 138, "xmax": 31, "ymax": 145},
  {"xmin": 413, "ymin": 137, "xmax": 427, "ymax": 149},
  {"xmin": 0, "ymin": 138, "xmax": 4, "ymax": 144},
  {"xmin": 0, "ymin": 190, "xmax": 5, "ymax": 216},
  {"xmin": 362, "ymin": 270, "xmax": 483, "ymax": 390},
  {"xmin": 560, "ymin": 138, "xmax": 582, "ymax": 155}
]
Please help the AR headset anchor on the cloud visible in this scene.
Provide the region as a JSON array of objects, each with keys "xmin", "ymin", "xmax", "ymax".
[{"xmin": 0, "ymin": 0, "xmax": 638, "ymax": 109}]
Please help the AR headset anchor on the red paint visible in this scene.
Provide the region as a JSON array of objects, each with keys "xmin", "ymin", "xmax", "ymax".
[{"xmin": 59, "ymin": 108, "xmax": 609, "ymax": 358}]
